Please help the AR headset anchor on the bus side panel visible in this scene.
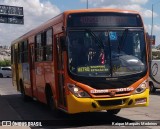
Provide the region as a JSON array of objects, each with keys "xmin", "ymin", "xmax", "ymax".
[
  {"xmin": 22, "ymin": 63, "xmax": 32, "ymax": 97},
  {"xmin": 44, "ymin": 62, "xmax": 55, "ymax": 99},
  {"xmin": 35, "ymin": 62, "xmax": 46, "ymax": 103}
]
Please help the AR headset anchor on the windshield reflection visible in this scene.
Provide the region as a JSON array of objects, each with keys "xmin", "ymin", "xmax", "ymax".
[{"xmin": 68, "ymin": 29, "xmax": 146, "ymax": 77}]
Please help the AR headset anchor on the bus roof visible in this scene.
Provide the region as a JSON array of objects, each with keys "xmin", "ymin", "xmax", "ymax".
[
  {"xmin": 63, "ymin": 8, "xmax": 139, "ymax": 15},
  {"xmin": 11, "ymin": 8, "xmax": 140, "ymax": 45}
]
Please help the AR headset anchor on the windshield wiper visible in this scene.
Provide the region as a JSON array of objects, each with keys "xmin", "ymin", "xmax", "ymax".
[{"xmin": 85, "ymin": 29, "xmax": 104, "ymax": 48}]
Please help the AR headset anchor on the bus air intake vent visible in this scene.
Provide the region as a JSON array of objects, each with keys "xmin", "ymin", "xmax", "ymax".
[{"xmin": 97, "ymin": 99, "xmax": 126, "ymax": 107}]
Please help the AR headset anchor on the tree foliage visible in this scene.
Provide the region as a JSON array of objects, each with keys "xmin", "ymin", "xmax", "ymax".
[{"xmin": 0, "ymin": 60, "xmax": 11, "ymax": 67}]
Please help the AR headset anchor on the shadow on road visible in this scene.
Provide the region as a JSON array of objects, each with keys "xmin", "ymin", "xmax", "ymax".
[{"xmin": 1, "ymin": 94, "xmax": 134, "ymax": 128}]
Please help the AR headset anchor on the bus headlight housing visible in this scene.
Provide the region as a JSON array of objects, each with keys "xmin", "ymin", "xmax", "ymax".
[
  {"xmin": 134, "ymin": 81, "xmax": 148, "ymax": 94},
  {"xmin": 67, "ymin": 84, "xmax": 91, "ymax": 98}
]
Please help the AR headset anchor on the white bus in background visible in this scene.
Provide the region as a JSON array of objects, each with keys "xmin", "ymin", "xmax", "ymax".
[{"xmin": 149, "ymin": 49, "xmax": 160, "ymax": 93}]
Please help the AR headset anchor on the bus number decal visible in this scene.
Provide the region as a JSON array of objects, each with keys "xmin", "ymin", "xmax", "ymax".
[{"xmin": 90, "ymin": 87, "xmax": 134, "ymax": 94}]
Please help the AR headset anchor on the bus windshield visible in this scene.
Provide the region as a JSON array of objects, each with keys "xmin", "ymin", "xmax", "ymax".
[{"xmin": 67, "ymin": 29, "xmax": 146, "ymax": 77}]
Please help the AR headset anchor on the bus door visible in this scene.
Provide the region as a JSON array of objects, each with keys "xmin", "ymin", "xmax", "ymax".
[
  {"xmin": 29, "ymin": 43, "xmax": 37, "ymax": 98},
  {"xmin": 56, "ymin": 34, "xmax": 67, "ymax": 108}
]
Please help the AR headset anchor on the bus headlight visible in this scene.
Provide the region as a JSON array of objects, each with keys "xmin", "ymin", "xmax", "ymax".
[
  {"xmin": 67, "ymin": 84, "xmax": 91, "ymax": 98},
  {"xmin": 134, "ymin": 81, "xmax": 148, "ymax": 94}
]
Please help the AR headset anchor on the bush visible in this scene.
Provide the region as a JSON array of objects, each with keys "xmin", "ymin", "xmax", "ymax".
[{"xmin": 0, "ymin": 60, "xmax": 11, "ymax": 67}]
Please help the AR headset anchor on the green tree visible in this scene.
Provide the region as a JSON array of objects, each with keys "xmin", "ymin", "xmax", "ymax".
[{"xmin": 0, "ymin": 60, "xmax": 11, "ymax": 67}]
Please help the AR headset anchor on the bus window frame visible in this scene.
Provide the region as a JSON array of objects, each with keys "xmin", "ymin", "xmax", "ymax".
[
  {"xmin": 35, "ymin": 33, "xmax": 43, "ymax": 62},
  {"xmin": 43, "ymin": 28, "xmax": 53, "ymax": 61},
  {"xmin": 35, "ymin": 28, "xmax": 53, "ymax": 62},
  {"xmin": 18, "ymin": 40, "xmax": 28, "ymax": 63}
]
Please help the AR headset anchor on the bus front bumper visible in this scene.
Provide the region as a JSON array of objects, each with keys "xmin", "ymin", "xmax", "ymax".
[{"xmin": 66, "ymin": 89, "xmax": 149, "ymax": 114}]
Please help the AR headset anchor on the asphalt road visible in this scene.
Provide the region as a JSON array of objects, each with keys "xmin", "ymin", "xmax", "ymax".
[{"xmin": 0, "ymin": 78, "xmax": 160, "ymax": 129}]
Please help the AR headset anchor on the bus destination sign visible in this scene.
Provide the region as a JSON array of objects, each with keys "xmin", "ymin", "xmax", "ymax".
[{"xmin": 67, "ymin": 13, "xmax": 143, "ymax": 27}]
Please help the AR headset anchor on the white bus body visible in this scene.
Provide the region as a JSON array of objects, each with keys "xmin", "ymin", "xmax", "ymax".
[{"xmin": 149, "ymin": 60, "xmax": 160, "ymax": 93}]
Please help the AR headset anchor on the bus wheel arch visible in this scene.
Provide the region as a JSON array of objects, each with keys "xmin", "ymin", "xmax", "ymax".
[{"xmin": 149, "ymin": 81, "xmax": 156, "ymax": 93}]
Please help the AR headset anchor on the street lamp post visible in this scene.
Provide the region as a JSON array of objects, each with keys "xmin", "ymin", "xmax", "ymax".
[
  {"xmin": 150, "ymin": 1, "xmax": 160, "ymax": 61},
  {"xmin": 87, "ymin": 0, "xmax": 88, "ymax": 9},
  {"xmin": 150, "ymin": 4, "xmax": 154, "ymax": 62},
  {"xmin": 151, "ymin": 4, "xmax": 153, "ymax": 37},
  {"xmin": 151, "ymin": 0, "xmax": 160, "ymax": 39}
]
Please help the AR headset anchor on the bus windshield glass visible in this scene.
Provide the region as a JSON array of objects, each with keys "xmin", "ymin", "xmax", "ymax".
[{"xmin": 67, "ymin": 29, "xmax": 146, "ymax": 77}]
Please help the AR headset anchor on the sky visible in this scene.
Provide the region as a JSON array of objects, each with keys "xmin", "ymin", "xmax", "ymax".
[{"xmin": 0, "ymin": 0, "xmax": 160, "ymax": 46}]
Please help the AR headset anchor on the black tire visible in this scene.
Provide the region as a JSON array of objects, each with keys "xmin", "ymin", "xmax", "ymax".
[
  {"xmin": 0, "ymin": 73, "xmax": 3, "ymax": 78},
  {"xmin": 107, "ymin": 109, "xmax": 121, "ymax": 115},
  {"xmin": 149, "ymin": 82, "xmax": 156, "ymax": 93}
]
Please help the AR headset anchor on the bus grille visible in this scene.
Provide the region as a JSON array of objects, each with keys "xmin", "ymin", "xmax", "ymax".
[{"xmin": 97, "ymin": 99, "xmax": 126, "ymax": 107}]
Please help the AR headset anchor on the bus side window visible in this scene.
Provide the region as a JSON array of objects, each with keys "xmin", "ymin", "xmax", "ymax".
[
  {"xmin": 44, "ymin": 29, "xmax": 53, "ymax": 61},
  {"xmin": 35, "ymin": 34, "xmax": 43, "ymax": 62}
]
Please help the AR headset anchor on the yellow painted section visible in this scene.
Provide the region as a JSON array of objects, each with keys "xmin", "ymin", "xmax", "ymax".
[
  {"xmin": 18, "ymin": 64, "xmax": 23, "ymax": 80},
  {"xmin": 66, "ymin": 89, "xmax": 149, "ymax": 114}
]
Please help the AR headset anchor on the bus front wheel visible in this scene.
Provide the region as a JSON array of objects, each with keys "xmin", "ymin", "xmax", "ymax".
[{"xmin": 106, "ymin": 109, "xmax": 121, "ymax": 115}]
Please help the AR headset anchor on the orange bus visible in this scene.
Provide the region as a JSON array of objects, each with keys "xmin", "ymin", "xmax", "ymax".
[{"xmin": 11, "ymin": 9, "xmax": 149, "ymax": 114}]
